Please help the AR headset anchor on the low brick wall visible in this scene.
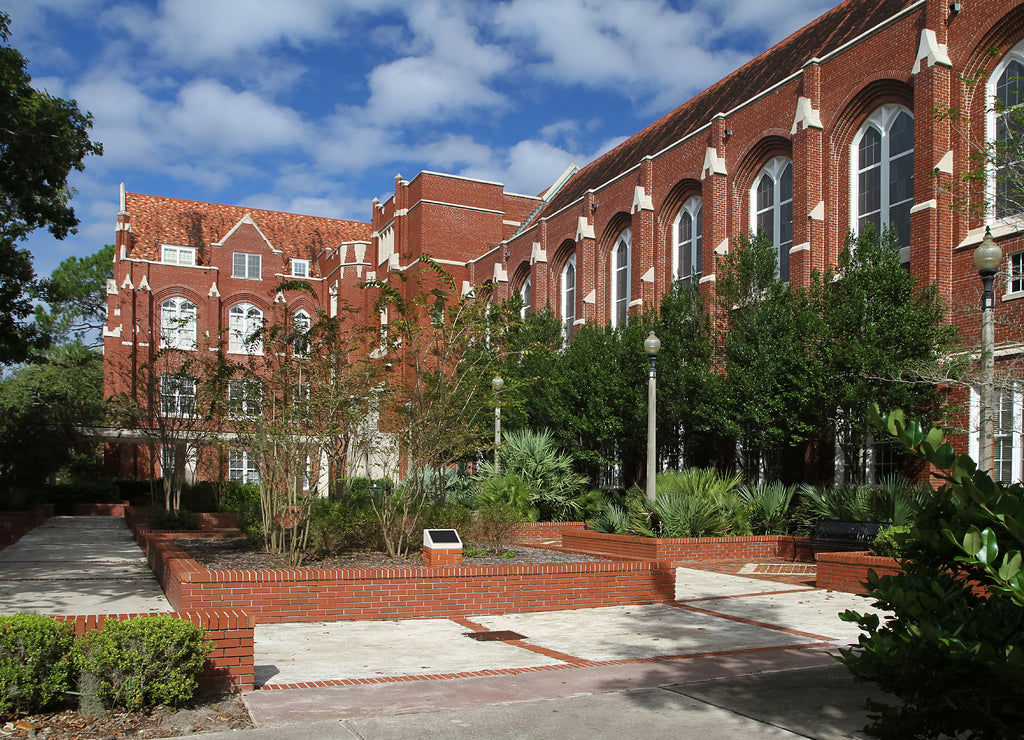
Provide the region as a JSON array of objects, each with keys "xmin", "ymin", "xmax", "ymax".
[
  {"xmin": 816, "ymin": 551, "xmax": 902, "ymax": 594},
  {"xmin": 516, "ymin": 521, "xmax": 587, "ymax": 545},
  {"xmin": 0, "ymin": 505, "xmax": 53, "ymax": 550},
  {"xmin": 58, "ymin": 610, "xmax": 255, "ymax": 692},
  {"xmin": 562, "ymin": 529, "xmax": 813, "ymax": 562},
  {"xmin": 74, "ymin": 502, "xmax": 129, "ymax": 516},
  {"xmin": 143, "ymin": 533, "xmax": 675, "ymax": 624}
]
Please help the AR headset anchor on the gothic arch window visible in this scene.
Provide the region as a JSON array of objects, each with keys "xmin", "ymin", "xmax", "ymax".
[
  {"xmin": 611, "ymin": 227, "xmax": 632, "ymax": 327},
  {"xmin": 229, "ymin": 303, "xmax": 263, "ymax": 354},
  {"xmin": 561, "ymin": 254, "xmax": 576, "ymax": 341},
  {"xmin": 520, "ymin": 277, "xmax": 531, "ymax": 319},
  {"xmin": 673, "ymin": 196, "xmax": 702, "ymax": 284},
  {"xmin": 160, "ymin": 297, "xmax": 197, "ymax": 350},
  {"xmin": 750, "ymin": 157, "xmax": 793, "ymax": 282},
  {"xmin": 991, "ymin": 42, "xmax": 1024, "ymax": 219},
  {"xmin": 851, "ymin": 105, "xmax": 914, "ymax": 248}
]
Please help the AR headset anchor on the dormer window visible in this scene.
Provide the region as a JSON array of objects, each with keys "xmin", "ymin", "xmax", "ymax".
[
  {"xmin": 232, "ymin": 252, "xmax": 261, "ymax": 280},
  {"xmin": 162, "ymin": 245, "xmax": 196, "ymax": 266},
  {"xmin": 292, "ymin": 259, "xmax": 310, "ymax": 278}
]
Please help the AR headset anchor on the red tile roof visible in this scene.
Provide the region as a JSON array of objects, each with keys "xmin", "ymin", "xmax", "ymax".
[{"xmin": 536, "ymin": 0, "xmax": 916, "ymax": 221}]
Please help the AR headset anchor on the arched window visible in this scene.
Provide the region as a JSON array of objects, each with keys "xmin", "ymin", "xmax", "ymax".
[
  {"xmin": 229, "ymin": 303, "xmax": 263, "ymax": 354},
  {"xmin": 611, "ymin": 227, "xmax": 631, "ymax": 327},
  {"xmin": 852, "ymin": 105, "xmax": 914, "ymax": 248},
  {"xmin": 160, "ymin": 297, "xmax": 197, "ymax": 350},
  {"xmin": 752, "ymin": 157, "xmax": 794, "ymax": 282},
  {"xmin": 561, "ymin": 254, "xmax": 576, "ymax": 341},
  {"xmin": 293, "ymin": 309, "xmax": 311, "ymax": 356},
  {"xmin": 991, "ymin": 44, "xmax": 1024, "ymax": 218},
  {"xmin": 673, "ymin": 196, "xmax": 702, "ymax": 284},
  {"xmin": 520, "ymin": 277, "xmax": 531, "ymax": 319}
]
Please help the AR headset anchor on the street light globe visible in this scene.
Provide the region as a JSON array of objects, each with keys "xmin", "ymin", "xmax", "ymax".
[
  {"xmin": 974, "ymin": 226, "xmax": 1003, "ymax": 274},
  {"xmin": 644, "ymin": 331, "xmax": 661, "ymax": 359},
  {"xmin": 491, "ymin": 376, "xmax": 504, "ymax": 392}
]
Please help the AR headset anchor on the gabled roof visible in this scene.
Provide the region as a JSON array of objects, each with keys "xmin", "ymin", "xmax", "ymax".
[
  {"xmin": 535, "ymin": 0, "xmax": 916, "ymax": 222},
  {"xmin": 123, "ymin": 192, "xmax": 371, "ymax": 267}
]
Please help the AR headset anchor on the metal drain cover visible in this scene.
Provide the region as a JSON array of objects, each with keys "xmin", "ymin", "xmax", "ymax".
[{"xmin": 464, "ymin": 630, "xmax": 526, "ymax": 642}]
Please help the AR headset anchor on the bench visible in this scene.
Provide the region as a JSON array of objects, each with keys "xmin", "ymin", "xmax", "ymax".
[{"xmin": 794, "ymin": 519, "xmax": 889, "ymax": 559}]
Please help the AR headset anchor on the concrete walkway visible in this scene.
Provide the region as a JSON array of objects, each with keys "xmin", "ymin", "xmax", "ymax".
[{"xmin": 0, "ymin": 517, "xmax": 891, "ymax": 738}]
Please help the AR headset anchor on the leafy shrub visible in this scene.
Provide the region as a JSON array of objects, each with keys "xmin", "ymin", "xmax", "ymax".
[
  {"xmin": 74, "ymin": 616, "xmax": 211, "ymax": 711},
  {"xmin": 838, "ymin": 408, "xmax": 1024, "ymax": 738},
  {"xmin": 870, "ymin": 524, "xmax": 911, "ymax": 559},
  {"xmin": 737, "ymin": 481, "xmax": 797, "ymax": 535},
  {"xmin": 0, "ymin": 614, "xmax": 74, "ymax": 716},
  {"xmin": 307, "ymin": 494, "xmax": 382, "ymax": 556},
  {"xmin": 589, "ymin": 500, "xmax": 631, "ymax": 534},
  {"xmin": 795, "ymin": 476, "xmax": 929, "ymax": 532},
  {"xmin": 468, "ymin": 500, "xmax": 526, "ymax": 555},
  {"xmin": 145, "ymin": 504, "xmax": 199, "ymax": 531},
  {"xmin": 425, "ymin": 501, "xmax": 473, "ymax": 531},
  {"xmin": 476, "ymin": 473, "xmax": 538, "ymax": 521}
]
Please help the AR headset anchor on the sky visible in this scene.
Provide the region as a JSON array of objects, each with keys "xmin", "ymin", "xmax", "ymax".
[{"xmin": 7, "ymin": 0, "xmax": 844, "ymax": 278}]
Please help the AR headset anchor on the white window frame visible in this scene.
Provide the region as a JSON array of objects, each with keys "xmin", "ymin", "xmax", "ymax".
[
  {"xmin": 159, "ymin": 374, "xmax": 197, "ymax": 417},
  {"xmin": 850, "ymin": 104, "xmax": 914, "ymax": 256},
  {"xmin": 1009, "ymin": 251, "xmax": 1024, "ymax": 296},
  {"xmin": 161, "ymin": 245, "xmax": 196, "ymax": 266},
  {"xmin": 970, "ymin": 384, "xmax": 1023, "ymax": 484},
  {"xmin": 751, "ymin": 156, "xmax": 794, "ymax": 282},
  {"xmin": 228, "ymin": 379, "xmax": 262, "ymax": 417},
  {"xmin": 160, "ymin": 297, "xmax": 197, "ymax": 351},
  {"xmin": 232, "ymin": 252, "xmax": 262, "ymax": 280},
  {"xmin": 291, "ymin": 258, "xmax": 310, "ymax": 278},
  {"xmin": 611, "ymin": 227, "xmax": 632, "ymax": 328},
  {"xmin": 561, "ymin": 254, "xmax": 576, "ymax": 341},
  {"xmin": 989, "ymin": 41, "xmax": 1024, "ymax": 221},
  {"xmin": 673, "ymin": 196, "xmax": 702, "ymax": 284},
  {"xmin": 228, "ymin": 449, "xmax": 259, "ymax": 484},
  {"xmin": 228, "ymin": 303, "xmax": 264, "ymax": 354}
]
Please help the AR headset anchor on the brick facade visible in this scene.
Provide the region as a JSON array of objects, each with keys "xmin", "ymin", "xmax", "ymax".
[{"xmin": 103, "ymin": 0, "xmax": 1024, "ymax": 482}]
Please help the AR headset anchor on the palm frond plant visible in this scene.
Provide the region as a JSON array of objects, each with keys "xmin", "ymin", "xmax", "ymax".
[{"xmin": 737, "ymin": 481, "xmax": 798, "ymax": 535}]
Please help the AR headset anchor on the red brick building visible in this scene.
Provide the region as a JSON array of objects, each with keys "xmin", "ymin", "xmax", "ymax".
[{"xmin": 105, "ymin": 0, "xmax": 1024, "ymax": 485}]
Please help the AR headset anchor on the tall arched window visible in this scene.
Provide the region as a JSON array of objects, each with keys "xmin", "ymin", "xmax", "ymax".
[
  {"xmin": 852, "ymin": 105, "xmax": 914, "ymax": 248},
  {"xmin": 611, "ymin": 227, "xmax": 631, "ymax": 327},
  {"xmin": 229, "ymin": 303, "xmax": 263, "ymax": 354},
  {"xmin": 160, "ymin": 297, "xmax": 197, "ymax": 350},
  {"xmin": 520, "ymin": 277, "xmax": 531, "ymax": 319},
  {"xmin": 752, "ymin": 157, "xmax": 793, "ymax": 282},
  {"xmin": 561, "ymin": 254, "xmax": 576, "ymax": 341},
  {"xmin": 293, "ymin": 309, "xmax": 311, "ymax": 356},
  {"xmin": 992, "ymin": 44, "xmax": 1024, "ymax": 218},
  {"xmin": 673, "ymin": 196, "xmax": 702, "ymax": 284}
]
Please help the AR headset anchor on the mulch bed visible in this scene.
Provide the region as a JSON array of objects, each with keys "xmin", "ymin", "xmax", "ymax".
[{"xmin": 174, "ymin": 536, "xmax": 605, "ymax": 570}]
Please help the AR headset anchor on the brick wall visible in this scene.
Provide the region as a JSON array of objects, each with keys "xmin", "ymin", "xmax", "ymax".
[
  {"xmin": 73, "ymin": 502, "xmax": 129, "ymax": 516},
  {"xmin": 561, "ymin": 529, "xmax": 813, "ymax": 562},
  {"xmin": 816, "ymin": 551, "xmax": 901, "ymax": 594},
  {"xmin": 0, "ymin": 506, "xmax": 52, "ymax": 550},
  {"xmin": 58, "ymin": 610, "xmax": 254, "ymax": 692}
]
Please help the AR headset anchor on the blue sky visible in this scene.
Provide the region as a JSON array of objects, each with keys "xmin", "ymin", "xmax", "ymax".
[{"xmin": 7, "ymin": 0, "xmax": 843, "ymax": 277}]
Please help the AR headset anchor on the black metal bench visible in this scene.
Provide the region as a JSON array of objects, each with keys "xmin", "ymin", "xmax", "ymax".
[{"xmin": 794, "ymin": 519, "xmax": 889, "ymax": 557}]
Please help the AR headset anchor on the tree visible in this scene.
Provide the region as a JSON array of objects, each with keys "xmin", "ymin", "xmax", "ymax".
[
  {"xmin": 718, "ymin": 231, "xmax": 825, "ymax": 481},
  {"xmin": 814, "ymin": 227, "xmax": 955, "ymax": 482},
  {"xmin": 224, "ymin": 286, "xmax": 380, "ymax": 565},
  {"xmin": 0, "ymin": 342, "xmax": 104, "ymax": 490},
  {"xmin": 0, "ymin": 13, "xmax": 102, "ymax": 364},
  {"xmin": 31, "ymin": 244, "xmax": 114, "ymax": 348}
]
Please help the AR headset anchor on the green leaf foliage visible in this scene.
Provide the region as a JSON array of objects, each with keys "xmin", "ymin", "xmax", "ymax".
[
  {"xmin": 0, "ymin": 614, "xmax": 75, "ymax": 716},
  {"xmin": 74, "ymin": 616, "xmax": 211, "ymax": 711}
]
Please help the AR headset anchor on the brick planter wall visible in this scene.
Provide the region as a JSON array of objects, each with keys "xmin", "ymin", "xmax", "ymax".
[
  {"xmin": 0, "ymin": 506, "xmax": 53, "ymax": 550},
  {"xmin": 562, "ymin": 529, "xmax": 813, "ymax": 562},
  {"xmin": 516, "ymin": 521, "xmax": 587, "ymax": 545},
  {"xmin": 143, "ymin": 534, "xmax": 675, "ymax": 623},
  {"xmin": 74, "ymin": 502, "xmax": 129, "ymax": 516},
  {"xmin": 58, "ymin": 610, "xmax": 255, "ymax": 692},
  {"xmin": 816, "ymin": 551, "xmax": 902, "ymax": 594}
]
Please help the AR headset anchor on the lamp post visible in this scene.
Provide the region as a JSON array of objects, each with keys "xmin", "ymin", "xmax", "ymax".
[
  {"xmin": 974, "ymin": 226, "xmax": 1003, "ymax": 474},
  {"xmin": 644, "ymin": 331, "xmax": 661, "ymax": 503},
  {"xmin": 492, "ymin": 376, "xmax": 504, "ymax": 475}
]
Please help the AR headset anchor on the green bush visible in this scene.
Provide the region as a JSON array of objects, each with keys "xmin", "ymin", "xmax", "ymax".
[
  {"xmin": 145, "ymin": 504, "xmax": 199, "ymax": 531},
  {"xmin": 476, "ymin": 472, "xmax": 538, "ymax": 521},
  {"xmin": 307, "ymin": 495, "xmax": 381, "ymax": 556},
  {"xmin": 870, "ymin": 524, "xmax": 911, "ymax": 559},
  {"xmin": 0, "ymin": 614, "xmax": 75, "ymax": 716},
  {"xmin": 74, "ymin": 616, "xmax": 211, "ymax": 711},
  {"xmin": 737, "ymin": 481, "xmax": 797, "ymax": 535}
]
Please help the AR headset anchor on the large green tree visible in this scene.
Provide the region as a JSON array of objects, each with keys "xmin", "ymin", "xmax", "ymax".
[
  {"xmin": 0, "ymin": 12, "xmax": 102, "ymax": 364},
  {"xmin": 31, "ymin": 244, "xmax": 114, "ymax": 347}
]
